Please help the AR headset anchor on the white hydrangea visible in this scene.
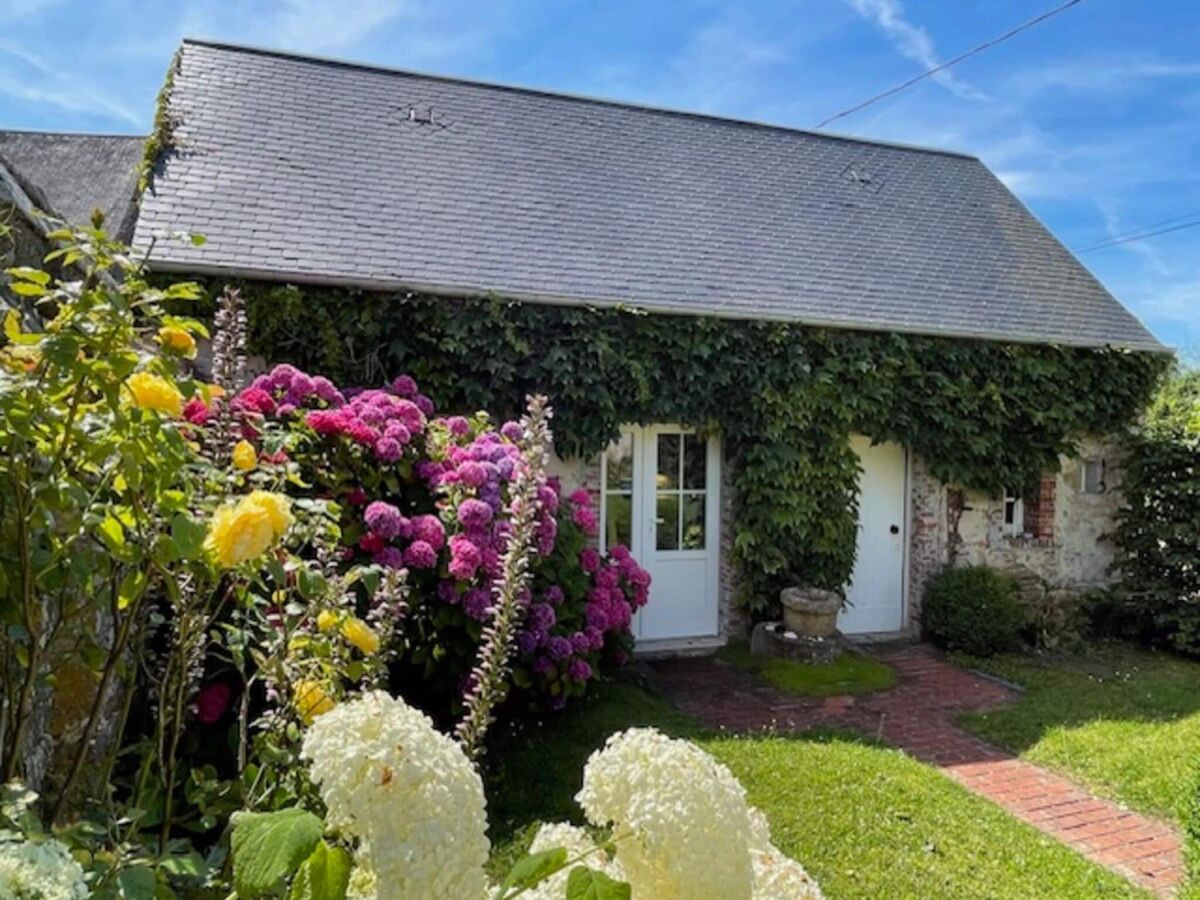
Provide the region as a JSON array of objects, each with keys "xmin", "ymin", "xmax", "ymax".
[
  {"xmin": 575, "ymin": 728, "xmax": 756, "ymax": 900},
  {"xmin": 518, "ymin": 822, "xmax": 626, "ymax": 900},
  {"xmin": 746, "ymin": 807, "xmax": 825, "ymax": 899},
  {"xmin": 300, "ymin": 691, "xmax": 490, "ymax": 900},
  {"xmin": 0, "ymin": 838, "xmax": 89, "ymax": 900}
]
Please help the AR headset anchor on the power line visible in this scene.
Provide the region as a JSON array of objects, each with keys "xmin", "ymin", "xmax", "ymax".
[
  {"xmin": 1074, "ymin": 209, "xmax": 1200, "ymax": 252},
  {"xmin": 815, "ymin": 0, "xmax": 1087, "ymax": 129},
  {"xmin": 1075, "ymin": 218, "xmax": 1200, "ymax": 254}
]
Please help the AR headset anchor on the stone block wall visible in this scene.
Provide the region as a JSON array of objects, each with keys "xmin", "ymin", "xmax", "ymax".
[{"xmin": 908, "ymin": 436, "xmax": 1125, "ymax": 626}]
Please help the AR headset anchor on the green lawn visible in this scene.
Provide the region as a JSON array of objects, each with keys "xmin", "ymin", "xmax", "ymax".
[
  {"xmin": 719, "ymin": 642, "xmax": 898, "ymax": 696},
  {"xmin": 484, "ymin": 677, "xmax": 1145, "ymax": 898},
  {"xmin": 956, "ymin": 642, "xmax": 1200, "ymax": 825}
]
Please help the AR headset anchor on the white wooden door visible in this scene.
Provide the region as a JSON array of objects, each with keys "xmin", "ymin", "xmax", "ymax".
[
  {"xmin": 600, "ymin": 426, "xmax": 720, "ymax": 641},
  {"xmin": 841, "ymin": 435, "xmax": 908, "ymax": 634}
]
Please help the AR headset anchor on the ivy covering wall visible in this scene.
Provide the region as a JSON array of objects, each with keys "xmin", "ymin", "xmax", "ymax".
[{"xmin": 222, "ymin": 281, "xmax": 1164, "ymax": 613}]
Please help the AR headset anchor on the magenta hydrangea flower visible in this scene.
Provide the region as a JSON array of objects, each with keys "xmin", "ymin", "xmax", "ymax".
[
  {"xmin": 543, "ymin": 585, "xmax": 565, "ymax": 606},
  {"xmin": 570, "ymin": 631, "xmax": 590, "ymax": 655},
  {"xmin": 409, "ymin": 515, "xmax": 446, "ymax": 550},
  {"xmin": 448, "ymin": 534, "xmax": 482, "ymax": 580},
  {"xmin": 374, "ymin": 546, "xmax": 404, "ymax": 569},
  {"xmin": 414, "ymin": 394, "xmax": 435, "ymax": 416},
  {"xmin": 375, "ymin": 437, "xmax": 403, "ymax": 462},
  {"xmin": 568, "ymin": 487, "xmax": 591, "ymax": 506},
  {"xmin": 579, "ymin": 547, "xmax": 601, "ymax": 573},
  {"xmin": 403, "ymin": 540, "xmax": 437, "ymax": 569},
  {"xmin": 456, "ymin": 498, "xmax": 494, "ymax": 530},
  {"xmin": 437, "ymin": 581, "xmax": 459, "ymax": 604},
  {"xmin": 573, "ymin": 504, "xmax": 599, "ymax": 536},
  {"xmin": 457, "ymin": 461, "xmax": 488, "ymax": 488},
  {"xmin": 364, "ymin": 501, "xmax": 406, "ymax": 540},
  {"xmin": 567, "ymin": 659, "xmax": 593, "ymax": 683},
  {"xmin": 529, "ymin": 603, "xmax": 556, "ymax": 631},
  {"xmin": 391, "ymin": 374, "xmax": 418, "ymax": 397},
  {"xmin": 446, "ymin": 416, "xmax": 471, "ymax": 437},
  {"xmin": 500, "ymin": 420, "xmax": 523, "ymax": 442}
]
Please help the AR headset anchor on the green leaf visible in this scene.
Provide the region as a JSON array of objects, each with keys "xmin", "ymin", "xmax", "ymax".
[
  {"xmin": 230, "ymin": 807, "xmax": 324, "ymax": 899},
  {"xmin": 565, "ymin": 866, "xmax": 631, "ymax": 900},
  {"xmin": 97, "ymin": 514, "xmax": 126, "ymax": 551},
  {"xmin": 171, "ymin": 513, "xmax": 207, "ymax": 559},
  {"xmin": 7, "ymin": 281, "xmax": 47, "ymax": 297},
  {"xmin": 117, "ymin": 864, "xmax": 157, "ymax": 899},
  {"xmin": 5, "ymin": 266, "xmax": 50, "ymax": 285},
  {"xmin": 117, "ymin": 569, "xmax": 148, "ymax": 610},
  {"xmin": 500, "ymin": 847, "xmax": 568, "ymax": 894},
  {"xmin": 289, "ymin": 841, "xmax": 351, "ymax": 900}
]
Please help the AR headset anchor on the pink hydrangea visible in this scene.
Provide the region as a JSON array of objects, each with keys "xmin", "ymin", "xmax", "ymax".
[
  {"xmin": 579, "ymin": 547, "xmax": 601, "ymax": 573},
  {"xmin": 448, "ymin": 534, "xmax": 482, "ymax": 580},
  {"xmin": 409, "ymin": 514, "xmax": 445, "ymax": 551}
]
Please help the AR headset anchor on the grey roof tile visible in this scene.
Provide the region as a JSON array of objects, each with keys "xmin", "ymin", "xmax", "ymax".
[
  {"xmin": 0, "ymin": 131, "xmax": 144, "ymax": 241},
  {"xmin": 133, "ymin": 40, "xmax": 1162, "ymax": 350}
]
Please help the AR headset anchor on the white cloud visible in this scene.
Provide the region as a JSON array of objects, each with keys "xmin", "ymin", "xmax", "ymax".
[{"xmin": 844, "ymin": 0, "xmax": 984, "ymax": 100}]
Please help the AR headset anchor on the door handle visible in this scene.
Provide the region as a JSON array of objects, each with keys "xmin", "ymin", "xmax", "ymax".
[{"xmin": 889, "ymin": 524, "xmax": 900, "ymax": 535}]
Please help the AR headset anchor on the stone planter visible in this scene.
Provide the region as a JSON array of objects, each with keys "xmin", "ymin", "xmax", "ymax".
[{"xmin": 780, "ymin": 587, "xmax": 843, "ymax": 638}]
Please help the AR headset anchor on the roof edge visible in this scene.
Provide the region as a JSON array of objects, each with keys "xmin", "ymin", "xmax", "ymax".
[
  {"xmin": 143, "ymin": 255, "xmax": 1171, "ymax": 354},
  {"xmin": 0, "ymin": 128, "xmax": 146, "ymax": 140},
  {"xmin": 178, "ymin": 37, "xmax": 980, "ymax": 162}
]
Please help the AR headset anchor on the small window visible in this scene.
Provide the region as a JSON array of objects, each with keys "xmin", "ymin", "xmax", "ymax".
[
  {"xmin": 1081, "ymin": 458, "xmax": 1106, "ymax": 494},
  {"xmin": 1002, "ymin": 489, "xmax": 1024, "ymax": 536}
]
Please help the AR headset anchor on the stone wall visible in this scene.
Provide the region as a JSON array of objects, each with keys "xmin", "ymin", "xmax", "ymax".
[{"xmin": 908, "ymin": 436, "xmax": 1124, "ymax": 625}]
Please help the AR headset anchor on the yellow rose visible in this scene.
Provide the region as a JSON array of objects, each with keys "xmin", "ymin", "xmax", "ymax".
[
  {"xmin": 232, "ymin": 440, "xmax": 257, "ymax": 471},
  {"xmin": 127, "ymin": 372, "xmax": 183, "ymax": 416},
  {"xmin": 294, "ymin": 680, "xmax": 336, "ymax": 724},
  {"xmin": 246, "ymin": 490, "xmax": 293, "ymax": 537},
  {"xmin": 316, "ymin": 610, "xmax": 338, "ymax": 632},
  {"xmin": 341, "ymin": 617, "xmax": 381, "ymax": 655},
  {"xmin": 158, "ymin": 326, "xmax": 197, "ymax": 358},
  {"xmin": 204, "ymin": 499, "xmax": 274, "ymax": 568}
]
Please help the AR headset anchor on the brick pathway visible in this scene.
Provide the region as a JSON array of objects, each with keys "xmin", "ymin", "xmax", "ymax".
[{"xmin": 648, "ymin": 645, "xmax": 1185, "ymax": 896}]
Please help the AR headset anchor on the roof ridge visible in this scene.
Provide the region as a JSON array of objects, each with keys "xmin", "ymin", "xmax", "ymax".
[
  {"xmin": 179, "ymin": 37, "xmax": 979, "ymax": 162},
  {"xmin": 0, "ymin": 128, "xmax": 146, "ymax": 140}
]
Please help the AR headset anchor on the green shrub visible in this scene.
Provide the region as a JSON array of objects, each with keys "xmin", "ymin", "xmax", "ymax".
[
  {"xmin": 922, "ymin": 566, "xmax": 1025, "ymax": 657},
  {"xmin": 1112, "ymin": 366, "xmax": 1200, "ymax": 656}
]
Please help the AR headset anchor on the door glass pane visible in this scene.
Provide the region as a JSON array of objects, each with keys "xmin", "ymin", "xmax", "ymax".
[
  {"xmin": 605, "ymin": 494, "xmax": 632, "ymax": 549},
  {"xmin": 605, "ymin": 433, "xmax": 634, "ymax": 491},
  {"xmin": 656, "ymin": 434, "xmax": 680, "ymax": 489},
  {"xmin": 683, "ymin": 434, "xmax": 706, "ymax": 489},
  {"xmin": 682, "ymin": 494, "xmax": 706, "ymax": 549},
  {"xmin": 656, "ymin": 494, "xmax": 679, "ymax": 550}
]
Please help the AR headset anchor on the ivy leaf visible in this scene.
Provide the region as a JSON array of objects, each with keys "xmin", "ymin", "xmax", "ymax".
[
  {"xmin": 499, "ymin": 847, "xmax": 568, "ymax": 893},
  {"xmin": 565, "ymin": 866, "xmax": 631, "ymax": 900},
  {"xmin": 289, "ymin": 841, "xmax": 351, "ymax": 900},
  {"xmin": 230, "ymin": 807, "xmax": 323, "ymax": 899}
]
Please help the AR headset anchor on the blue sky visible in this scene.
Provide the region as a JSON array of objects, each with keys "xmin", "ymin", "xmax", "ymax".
[{"xmin": 3, "ymin": 0, "xmax": 1198, "ymax": 352}]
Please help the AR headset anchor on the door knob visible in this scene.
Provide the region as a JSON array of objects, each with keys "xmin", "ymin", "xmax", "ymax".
[{"xmin": 889, "ymin": 524, "xmax": 900, "ymax": 534}]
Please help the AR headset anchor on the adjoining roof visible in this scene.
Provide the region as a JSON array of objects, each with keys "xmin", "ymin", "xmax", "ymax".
[
  {"xmin": 134, "ymin": 39, "xmax": 1164, "ymax": 351},
  {"xmin": 0, "ymin": 130, "xmax": 144, "ymax": 241}
]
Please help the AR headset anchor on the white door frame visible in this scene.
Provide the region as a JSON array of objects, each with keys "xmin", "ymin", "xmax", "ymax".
[{"xmin": 599, "ymin": 424, "xmax": 721, "ymax": 641}]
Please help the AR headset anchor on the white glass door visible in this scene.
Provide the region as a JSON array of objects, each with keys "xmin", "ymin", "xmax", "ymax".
[{"xmin": 600, "ymin": 425, "xmax": 720, "ymax": 641}]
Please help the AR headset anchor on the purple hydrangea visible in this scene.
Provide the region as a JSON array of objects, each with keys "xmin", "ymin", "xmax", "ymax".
[
  {"xmin": 568, "ymin": 659, "xmax": 593, "ymax": 683},
  {"xmin": 446, "ymin": 416, "xmax": 471, "ymax": 437},
  {"xmin": 547, "ymin": 635, "xmax": 573, "ymax": 661},
  {"xmin": 409, "ymin": 515, "xmax": 446, "ymax": 550},
  {"xmin": 570, "ymin": 631, "xmax": 591, "ymax": 655},
  {"xmin": 543, "ymin": 585, "xmax": 565, "ymax": 606},
  {"xmin": 463, "ymin": 587, "xmax": 492, "ymax": 621},
  {"xmin": 364, "ymin": 501, "xmax": 406, "ymax": 539},
  {"xmin": 391, "ymin": 374, "xmax": 418, "ymax": 397},
  {"xmin": 457, "ymin": 461, "xmax": 488, "ymax": 488},
  {"xmin": 457, "ymin": 498, "xmax": 494, "ymax": 529},
  {"xmin": 448, "ymin": 534, "xmax": 482, "ymax": 580},
  {"xmin": 515, "ymin": 630, "xmax": 539, "ymax": 655},
  {"xmin": 373, "ymin": 546, "xmax": 405, "ymax": 569},
  {"xmin": 530, "ymin": 603, "xmax": 556, "ymax": 631},
  {"xmin": 500, "ymin": 420, "xmax": 523, "ymax": 441},
  {"xmin": 533, "ymin": 656, "xmax": 554, "ymax": 675},
  {"xmin": 579, "ymin": 547, "xmax": 601, "ymax": 573},
  {"xmin": 403, "ymin": 540, "xmax": 437, "ymax": 569}
]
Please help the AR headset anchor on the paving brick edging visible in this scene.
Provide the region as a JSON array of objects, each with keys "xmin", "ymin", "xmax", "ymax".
[{"xmin": 648, "ymin": 645, "xmax": 1184, "ymax": 896}]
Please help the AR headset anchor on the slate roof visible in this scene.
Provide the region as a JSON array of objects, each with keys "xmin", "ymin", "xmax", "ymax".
[
  {"xmin": 0, "ymin": 131, "xmax": 144, "ymax": 240},
  {"xmin": 134, "ymin": 39, "xmax": 1163, "ymax": 351}
]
